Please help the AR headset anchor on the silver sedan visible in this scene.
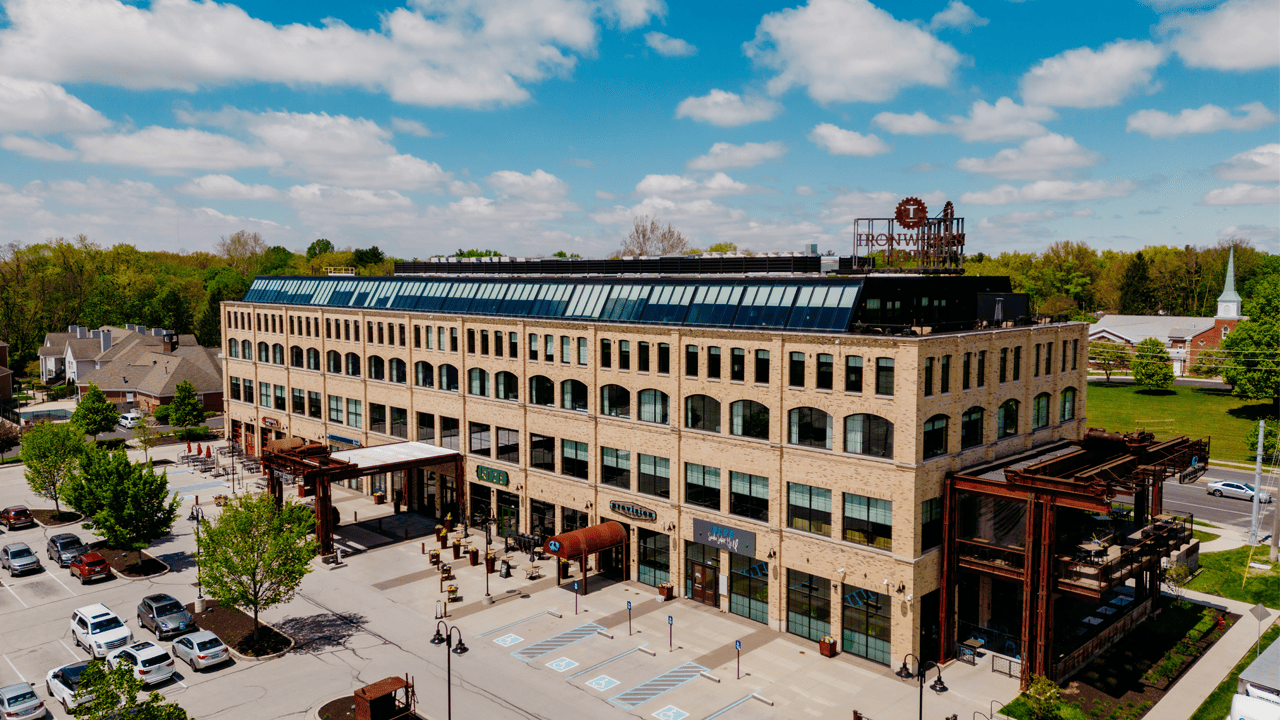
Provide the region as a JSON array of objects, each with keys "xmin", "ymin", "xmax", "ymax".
[
  {"xmin": 1207, "ymin": 480, "xmax": 1273, "ymax": 503},
  {"xmin": 171, "ymin": 630, "xmax": 231, "ymax": 671}
]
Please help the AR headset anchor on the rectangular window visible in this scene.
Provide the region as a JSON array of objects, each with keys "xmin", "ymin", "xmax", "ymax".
[
  {"xmin": 414, "ymin": 325, "xmax": 421, "ymax": 348},
  {"xmin": 308, "ymin": 391, "xmax": 321, "ymax": 419},
  {"xmin": 562, "ymin": 440, "xmax": 589, "ymax": 479},
  {"xmin": 439, "ymin": 417, "xmax": 459, "ymax": 450},
  {"xmin": 600, "ymin": 339, "xmax": 612, "ymax": 368},
  {"xmin": 259, "ymin": 382, "xmax": 271, "ymax": 407},
  {"xmin": 543, "ymin": 334, "xmax": 553, "ymax": 362},
  {"xmin": 390, "ymin": 407, "xmax": 408, "ymax": 438},
  {"xmin": 657, "ymin": 343, "xmax": 670, "ymax": 374},
  {"xmin": 1044, "ymin": 342, "xmax": 1053, "ymax": 376},
  {"xmin": 940, "ymin": 355, "xmax": 950, "ymax": 393},
  {"xmin": 924, "ymin": 357, "xmax": 934, "ymax": 397},
  {"xmin": 467, "ymin": 329, "xmax": 476, "ymax": 354},
  {"xmin": 346, "ymin": 399, "xmax": 362, "ymax": 429},
  {"xmin": 288, "ymin": 317, "xmax": 294, "ymax": 335},
  {"xmin": 999, "ymin": 348, "xmax": 1008, "ymax": 383},
  {"xmin": 372, "ymin": 322, "xmax": 379, "ymax": 344},
  {"xmin": 469, "ymin": 422, "xmax": 491, "ymax": 457},
  {"xmin": 619, "ymin": 340, "xmax": 631, "ymax": 370},
  {"xmin": 369, "ymin": 403, "xmax": 386, "ymax": 434},
  {"xmin": 291, "ymin": 388, "xmax": 304, "ymax": 414},
  {"xmin": 416, "ymin": 413, "xmax": 434, "ymax": 443},
  {"xmin": 1072, "ymin": 339, "xmax": 1079, "ymax": 370},
  {"xmin": 685, "ymin": 345, "xmax": 698, "ymax": 377},
  {"xmin": 528, "ymin": 333, "xmax": 538, "ymax": 360},
  {"xmin": 601, "ymin": 447, "xmax": 630, "ymax": 489},
  {"xmin": 637, "ymin": 529, "xmax": 670, "ymax": 588},
  {"xmin": 845, "ymin": 356, "xmax": 863, "ymax": 392},
  {"xmin": 509, "ymin": 332, "xmax": 518, "ymax": 359},
  {"xmin": 731, "ymin": 348, "xmax": 745, "ymax": 381},
  {"xmin": 962, "ymin": 352, "xmax": 971, "ymax": 390},
  {"xmin": 842, "ymin": 584, "xmax": 891, "ymax": 666},
  {"xmin": 787, "ymin": 569, "xmax": 831, "ymax": 642},
  {"xmin": 921, "ymin": 497, "xmax": 943, "ymax": 551},
  {"xmin": 380, "ymin": 322, "xmax": 387, "ymax": 345},
  {"xmin": 685, "ymin": 463, "xmax": 720, "ymax": 510},
  {"xmin": 843, "ymin": 493, "xmax": 892, "ymax": 550},
  {"xmin": 328, "ymin": 395, "xmax": 342, "ymax": 423},
  {"xmin": 229, "ymin": 377, "xmax": 240, "ymax": 401},
  {"xmin": 274, "ymin": 384, "xmax": 286, "ymax": 411},
  {"xmin": 577, "ymin": 337, "xmax": 588, "ymax": 366},
  {"xmin": 495, "ymin": 427, "xmax": 519, "ymax": 463},
  {"xmin": 437, "ymin": 327, "xmax": 444, "ymax": 351},
  {"xmin": 450, "ymin": 327, "xmax": 458, "ymax": 353},
  {"xmin": 789, "ymin": 352, "xmax": 805, "ymax": 387},
  {"xmin": 638, "ymin": 341, "xmax": 650, "ymax": 372},
  {"xmin": 816, "ymin": 354, "xmax": 833, "ymax": 390},
  {"xmin": 1033, "ymin": 344, "xmax": 1041, "ymax": 377},
  {"xmin": 730, "ymin": 471, "xmax": 768, "ymax": 521},
  {"xmin": 494, "ymin": 331, "xmax": 503, "ymax": 358},
  {"xmin": 787, "ymin": 483, "xmax": 832, "ymax": 535},
  {"xmin": 530, "ymin": 434, "xmax": 556, "ymax": 472},
  {"xmin": 481, "ymin": 330, "xmax": 490, "ymax": 356},
  {"xmin": 977, "ymin": 350, "xmax": 987, "ymax": 387},
  {"xmin": 561, "ymin": 335, "xmax": 571, "ymax": 364},
  {"xmin": 637, "ymin": 454, "xmax": 670, "ymax": 498},
  {"xmin": 1062, "ymin": 340, "xmax": 1069, "ymax": 372},
  {"xmin": 707, "ymin": 346, "xmax": 721, "ymax": 379},
  {"xmin": 730, "ymin": 553, "xmax": 769, "ymax": 625},
  {"xmin": 875, "ymin": 358, "xmax": 894, "ymax": 395},
  {"xmin": 754, "ymin": 350, "xmax": 770, "ymax": 384},
  {"xmin": 343, "ymin": 319, "xmax": 349, "ymax": 341},
  {"xmin": 326, "ymin": 319, "xmax": 332, "ymax": 339},
  {"xmin": 1013, "ymin": 346, "xmax": 1022, "ymax": 381}
]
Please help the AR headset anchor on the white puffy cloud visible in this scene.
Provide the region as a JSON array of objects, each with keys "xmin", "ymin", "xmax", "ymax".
[
  {"xmin": 1213, "ymin": 144, "xmax": 1280, "ymax": 182},
  {"xmin": 744, "ymin": 0, "xmax": 961, "ymax": 104},
  {"xmin": 1200, "ymin": 183, "xmax": 1280, "ymax": 205},
  {"xmin": 961, "ymin": 180, "xmax": 1137, "ymax": 205},
  {"xmin": 1159, "ymin": 0, "xmax": 1279, "ymax": 70},
  {"xmin": 687, "ymin": 141, "xmax": 787, "ymax": 170},
  {"xmin": 819, "ymin": 190, "xmax": 949, "ymax": 225},
  {"xmin": 928, "ymin": 1, "xmax": 988, "ymax": 32},
  {"xmin": 1126, "ymin": 103, "xmax": 1276, "ymax": 138},
  {"xmin": 0, "ymin": 76, "xmax": 110, "ymax": 134},
  {"xmin": 75, "ymin": 127, "xmax": 283, "ymax": 172},
  {"xmin": 807, "ymin": 123, "xmax": 890, "ymax": 156},
  {"xmin": 794, "ymin": 185, "xmax": 815, "ymax": 196},
  {"xmin": 0, "ymin": 135, "xmax": 77, "ymax": 161},
  {"xmin": 1020, "ymin": 40, "xmax": 1165, "ymax": 108},
  {"xmin": 954, "ymin": 134, "xmax": 1103, "ymax": 180},
  {"xmin": 487, "ymin": 169, "xmax": 571, "ymax": 201},
  {"xmin": 286, "ymin": 184, "xmax": 414, "ymax": 213},
  {"xmin": 390, "ymin": 118, "xmax": 434, "ymax": 137},
  {"xmin": 0, "ymin": 0, "xmax": 663, "ymax": 108},
  {"xmin": 635, "ymin": 172, "xmax": 756, "ymax": 199},
  {"xmin": 644, "ymin": 32, "xmax": 696, "ymax": 57},
  {"xmin": 674, "ymin": 90, "xmax": 782, "ymax": 127},
  {"xmin": 1218, "ymin": 224, "xmax": 1279, "ymax": 244},
  {"xmin": 980, "ymin": 209, "xmax": 1095, "ymax": 225},
  {"xmin": 174, "ymin": 174, "xmax": 281, "ymax": 201},
  {"xmin": 595, "ymin": 190, "xmax": 618, "ymax": 200},
  {"xmin": 873, "ymin": 98, "xmax": 1057, "ymax": 142},
  {"xmin": 591, "ymin": 196, "xmax": 833, "ymax": 252}
]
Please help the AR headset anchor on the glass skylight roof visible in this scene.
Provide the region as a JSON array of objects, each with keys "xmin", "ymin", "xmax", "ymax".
[{"xmin": 243, "ymin": 276, "xmax": 865, "ymax": 333}]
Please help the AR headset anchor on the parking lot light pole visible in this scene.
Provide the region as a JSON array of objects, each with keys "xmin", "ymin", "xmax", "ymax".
[
  {"xmin": 897, "ymin": 653, "xmax": 946, "ymax": 720},
  {"xmin": 431, "ymin": 621, "xmax": 468, "ymax": 720}
]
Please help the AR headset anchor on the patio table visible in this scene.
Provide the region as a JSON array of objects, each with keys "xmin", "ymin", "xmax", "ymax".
[{"xmin": 1083, "ymin": 616, "xmax": 1102, "ymax": 625}]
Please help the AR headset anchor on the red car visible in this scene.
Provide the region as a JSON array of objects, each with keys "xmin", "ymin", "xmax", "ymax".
[
  {"xmin": 0, "ymin": 506, "xmax": 34, "ymax": 530},
  {"xmin": 69, "ymin": 552, "xmax": 114, "ymax": 584}
]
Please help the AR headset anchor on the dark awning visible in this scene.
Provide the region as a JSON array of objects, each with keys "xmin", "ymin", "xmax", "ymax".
[{"xmin": 543, "ymin": 521, "xmax": 628, "ymax": 559}]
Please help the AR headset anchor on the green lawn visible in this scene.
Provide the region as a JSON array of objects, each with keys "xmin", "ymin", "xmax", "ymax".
[
  {"xmin": 1193, "ymin": 529, "xmax": 1221, "ymax": 543},
  {"xmin": 1191, "ymin": 624, "xmax": 1280, "ymax": 720},
  {"xmin": 1186, "ymin": 544, "xmax": 1280, "ymax": 607},
  {"xmin": 1086, "ymin": 382, "xmax": 1273, "ymax": 464}
]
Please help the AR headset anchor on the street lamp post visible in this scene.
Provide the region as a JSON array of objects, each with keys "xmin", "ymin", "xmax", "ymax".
[
  {"xmin": 431, "ymin": 621, "xmax": 468, "ymax": 720},
  {"xmin": 191, "ymin": 506, "xmax": 205, "ymax": 610},
  {"xmin": 897, "ymin": 653, "xmax": 947, "ymax": 720}
]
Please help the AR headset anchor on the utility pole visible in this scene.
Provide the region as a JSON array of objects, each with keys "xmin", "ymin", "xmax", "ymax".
[{"xmin": 1251, "ymin": 419, "xmax": 1264, "ymax": 546}]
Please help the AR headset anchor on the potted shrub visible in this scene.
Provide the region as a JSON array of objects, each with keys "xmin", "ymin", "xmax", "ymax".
[
  {"xmin": 373, "ymin": 492, "xmax": 386, "ymax": 505},
  {"xmin": 559, "ymin": 558, "xmax": 571, "ymax": 580},
  {"xmin": 443, "ymin": 512, "xmax": 453, "ymax": 533},
  {"xmin": 819, "ymin": 635, "xmax": 838, "ymax": 657},
  {"xmin": 447, "ymin": 584, "xmax": 459, "ymax": 601},
  {"xmin": 485, "ymin": 551, "xmax": 497, "ymax": 574},
  {"xmin": 658, "ymin": 582, "xmax": 675, "ymax": 601},
  {"xmin": 469, "ymin": 546, "xmax": 480, "ymax": 566},
  {"xmin": 440, "ymin": 563, "xmax": 452, "ymax": 580},
  {"xmin": 452, "ymin": 540, "xmax": 463, "ymax": 560},
  {"xmin": 428, "ymin": 549, "xmax": 440, "ymax": 566}
]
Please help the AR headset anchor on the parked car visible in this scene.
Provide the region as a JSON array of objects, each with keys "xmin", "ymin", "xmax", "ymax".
[
  {"xmin": 1, "ymin": 542, "xmax": 41, "ymax": 576},
  {"xmin": 0, "ymin": 506, "xmax": 35, "ymax": 530},
  {"xmin": 0, "ymin": 682, "xmax": 46, "ymax": 719},
  {"xmin": 136, "ymin": 594, "xmax": 195, "ymax": 639},
  {"xmin": 1207, "ymin": 480, "xmax": 1273, "ymax": 503},
  {"xmin": 171, "ymin": 630, "xmax": 230, "ymax": 671},
  {"xmin": 69, "ymin": 552, "xmax": 113, "ymax": 584},
  {"xmin": 106, "ymin": 641, "xmax": 176, "ymax": 686},
  {"xmin": 47, "ymin": 533, "xmax": 88, "ymax": 567},
  {"xmin": 118, "ymin": 411, "xmax": 142, "ymax": 429},
  {"xmin": 70, "ymin": 604, "xmax": 132, "ymax": 658},
  {"xmin": 44, "ymin": 661, "xmax": 93, "ymax": 714}
]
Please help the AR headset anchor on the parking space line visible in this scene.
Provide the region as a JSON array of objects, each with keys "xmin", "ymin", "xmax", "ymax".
[
  {"xmin": 704, "ymin": 695, "xmax": 756, "ymax": 719},
  {"xmin": 479, "ymin": 611, "xmax": 557, "ymax": 637},
  {"xmin": 568, "ymin": 647, "xmax": 642, "ymax": 679},
  {"xmin": 47, "ymin": 569, "xmax": 77, "ymax": 597},
  {"xmin": 3, "ymin": 654, "xmax": 26, "ymax": 682},
  {"xmin": 173, "ymin": 676, "xmax": 188, "ymax": 688},
  {"xmin": 59, "ymin": 640, "xmax": 80, "ymax": 661},
  {"xmin": 3, "ymin": 580, "xmax": 28, "ymax": 608}
]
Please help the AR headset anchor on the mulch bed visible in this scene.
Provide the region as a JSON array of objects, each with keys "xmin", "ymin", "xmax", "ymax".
[
  {"xmin": 88, "ymin": 543, "xmax": 168, "ymax": 578},
  {"xmin": 31, "ymin": 509, "xmax": 83, "ymax": 526},
  {"xmin": 317, "ymin": 696, "xmax": 358, "ymax": 720},
  {"xmin": 183, "ymin": 600, "xmax": 292, "ymax": 657}
]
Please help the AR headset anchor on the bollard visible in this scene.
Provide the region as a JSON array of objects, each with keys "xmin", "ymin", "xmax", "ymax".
[
  {"xmin": 404, "ymin": 528, "xmax": 409, "ymax": 541},
  {"xmin": 195, "ymin": 495, "xmax": 199, "ymax": 506},
  {"xmin": 421, "ymin": 542, "xmax": 425, "ymax": 555},
  {"xmin": 354, "ymin": 511, "xmax": 358, "ymax": 523}
]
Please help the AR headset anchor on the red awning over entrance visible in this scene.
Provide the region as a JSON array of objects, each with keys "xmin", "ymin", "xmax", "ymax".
[{"xmin": 543, "ymin": 521, "xmax": 627, "ymax": 559}]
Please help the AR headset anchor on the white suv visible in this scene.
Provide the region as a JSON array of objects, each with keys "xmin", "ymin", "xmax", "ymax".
[
  {"xmin": 106, "ymin": 641, "xmax": 175, "ymax": 686},
  {"xmin": 70, "ymin": 604, "xmax": 133, "ymax": 658}
]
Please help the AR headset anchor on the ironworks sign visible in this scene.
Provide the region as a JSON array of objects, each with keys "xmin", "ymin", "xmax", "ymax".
[
  {"xmin": 261, "ymin": 417, "xmax": 279, "ymax": 428},
  {"xmin": 609, "ymin": 500, "xmax": 657, "ymax": 522},
  {"xmin": 475, "ymin": 465, "xmax": 509, "ymax": 486},
  {"xmin": 854, "ymin": 198, "xmax": 965, "ymax": 270},
  {"xmin": 692, "ymin": 518, "xmax": 756, "ymax": 557}
]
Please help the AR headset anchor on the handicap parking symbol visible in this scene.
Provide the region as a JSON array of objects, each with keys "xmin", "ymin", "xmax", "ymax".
[
  {"xmin": 652, "ymin": 706, "xmax": 689, "ymax": 720},
  {"xmin": 585, "ymin": 675, "xmax": 620, "ymax": 691},
  {"xmin": 546, "ymin": 657, "xmax": 579, "ymax": 672},
  {"xmin": 493, "ymin": 634, "xmax": 523, "ymax": 647}
]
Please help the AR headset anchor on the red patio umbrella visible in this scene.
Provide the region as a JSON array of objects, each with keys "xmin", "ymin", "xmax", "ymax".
[
  {"xmin": 196, "ymin": 442, "xmax": 202, "ymax": 455},
  {"xmin": 205, "ymin": 446, "xmax": 212, "ymax": 459},
  {"xmin": 186, "ymin": 441, "xmax": 192, "ymax": 453}
]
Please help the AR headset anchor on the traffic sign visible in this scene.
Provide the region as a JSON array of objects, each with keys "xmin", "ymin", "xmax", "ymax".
[
  {"xmin": 735, "ymin": 640, "xmax": 741, "ymax": 651},
  {"xmin": 627, "ymin": 600, "xmax": 632, "ymax": 610},
  {"xmin": 574, "ymin": 581, "xmax": 580, "ymax": 592},
  {"xmin": 668, "ymin": 615, "xmax": 673, "ymax": 626}
]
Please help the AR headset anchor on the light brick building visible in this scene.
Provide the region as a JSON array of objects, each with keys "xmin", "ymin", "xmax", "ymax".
[{"xmin": 222, "ymin": 268, "xmax": 1088, "ymax": 668}]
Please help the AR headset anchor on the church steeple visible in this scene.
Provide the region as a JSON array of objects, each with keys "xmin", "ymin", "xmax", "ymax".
[{"xmin": 1216, "ymin": 248, "xmax": 1242, "ymax": 318}]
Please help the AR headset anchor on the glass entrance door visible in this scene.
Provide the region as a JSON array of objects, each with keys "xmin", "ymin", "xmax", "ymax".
[{"xmin": 600, "ymin": 521, "xmax": 630, "ymax": 581}]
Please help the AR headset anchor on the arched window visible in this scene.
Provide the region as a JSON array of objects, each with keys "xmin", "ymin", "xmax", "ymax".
[
  {"xmin": 561, "ymin": 379, "xmax": 588, "ymax": 412},
  {"xmin": 684, "ymin": 395, "xmax": 721, "ymax": 433},
  {"xmin": 788, "ymin": 407, "xmax": 833, "ymax": 449},
  {"xmin": 923, "ymin": 414, "xmax": 949, "ymax": 458},
  {"xmin": 600, "ymin": 385, "xmax": 630, "ymax": 418},
  {"xmin": 1060, "ymin": 387, "xmax": 1077, "ymax": 422},
  {"xmin": 730, "ymin": 400, "xmax": 769, "ymax": 440},
  {"xmin": 529, "ymin": 376, "xmax": 554, "ymax": 406},
  {"xmin": 327, "ymin": 350, "xmax": 342, "ymax": 373},
  {"xmin": 389, "ymin": 358, "xmax": 406, "ymax": 384},
  {"xmin": 1032, "ymin": 393, "xmax": 1051, "ymax": 429},
  {"xmin": 439, "ymin": 364, "xmax": 459, "ymax": 392},
  {"xmin": 290, "ymin": 346, "xmax": 304, "ymax": 368},
  {"xmin": 414, "ymin": 361, "xmax": 434, "ymax": 388},
  {"xmin": 345, "ymin": 352, "xmax": 361, "ymax": 377},
  {"xmin": 306, "ymin": 348, "xmax": 320, "ymax": 370},
  {"xmin": 257, "ymin": 342, "xmax": 269, "ymax": 363},
  {"xmin": 468, "ymin": 368, "xmax": 489, "ymax": 396},
  {"xmin": 368, "ymin": 355, "xmax": 385, "ymax": 381},
  {"xmin": 843, "ymin": 414, "xmax": 893, "ymax": 459},
  {"xmin": 960, "ymin": 407, "xmax": 984, "ymax": 449},
  {"xmin": 638, "ymin": 389, "xmax": 670, "ymax": 425},
  {"xmin": 272, "ymin": 343, "xmax": 285, "ymax": 365},
  {"xmin": 227, "ymin": 338, "xmax": 239, "ymax": 359},
  {"xmin": 496, "ymin": 372, "xmax": 518, "ymax": 400},
  {"xmin": 241, "ymin": 340, "xmax": 251, "ymax": 359},
  {"xmin": 997, "ymin": 399, "xmax": 1020, "ymax": 438}
]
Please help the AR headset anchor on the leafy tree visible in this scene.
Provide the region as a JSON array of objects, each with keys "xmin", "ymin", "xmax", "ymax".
[
  {"xmin": 1163, "ymin": 561, "xmax": 1192, "ymax": 604},
  {"xmin": 132, "ymin": 415, "xmax": 161, "ymax": 462},
  {"xmin": 72, "ymin": 383, "xmax": 119, "ymax": 441},
  {"xmin": 306, "ymin": 238, "xmax": 334, "ymax": 259},
  {"xmin": 72, "ymin": 659, "xmax": 190, "ymax": 720},
  {"xmin": 72, "ymin": 446, "xmax": 180, "ymax": 569},
  {"xmin": 168, "ymin": 380, "xmax": 204, "ymax": 428},
  {"xmin": 352, "ymin": 246, "xmax": 385, "ymax": 267},
  {"xmin": 551, "ymin": 250, "xmax": 581, "ymax": 258},
  {"xmin": 1222, "ymin": 320, "xmax": 1280, "ymax": 419},
  {"xmin": 19, "ymin": 421, "xmax": 86, "ymax": 516},
  {"xmin": 1090, "ymin": 341, "xmax": 1128, "ymax": 383},
  {"xmin": 1132, "ymin": 337, "xmax": 1174, "ymax": 390},
  {"xmin": 194, "ymin": 288, "xmax": 223, "ymax": 348},
  {"xmin": 1024, "ymin": 674, "xmax": 1063, "ymax": 720},
  {"xmin": 0, "ymin": 421, "xmax": 19, "ymax": 458},
  {"xmin": 197, "ymin": 493, "xmax": 316, "ymax": 644},
  {"xmin": 215, "ymin": 230, "xmax": 267, "ymax": 276},
  {"xmin": 151, "ymin": 404, "xmax": 171, "ymax": 425},
  {"xmin": 1245, "ymin": 420, "xmax": 1279, "ymax": 461},
  {"xmin": 615, "ymin": 216, "xmax": 690, "ymax": 257},
  {"xmin": 258, "ymin": 246, "xmax": 295, "ymax": 275},
  {"xmin": 452, "ymin": 248, "xmax": 501, "ymax": 258},
  {"xmin": 1118, "ymin": 251, "xmax": 1153, "ymax": 314},
  {"xmin": 154, "ymin": 285, "xmax": 193, "ymax": 336},
  {"xmin": 1190, "ymin": 348, "xmax": 1228, "ymax": 380}
]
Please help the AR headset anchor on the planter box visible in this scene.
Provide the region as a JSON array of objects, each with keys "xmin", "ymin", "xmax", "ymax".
[
  {"xmin": 819, "ymin": 641, "xmax": 839, "ymax": 658},
  {"xmin": 559, "ymin": 563, "xmax": 571, "ymax": 580},
  {"xmin": 373, "ymin": 495, "xmax": 385, "ymax": 505},
  {"xmin": 485, "ymin": 556, "xmax": 496, "ymax": 573},
  {"xmin": 469, "ymin": 548, "xmax": 480, "ymax": 566},
  {"xmin": 658, "ymin": 586, "xmax": 674, "ymax": 601},
  {"xmin": 452, "ymin": 543, "xmax": 463, "ymax": 560}
]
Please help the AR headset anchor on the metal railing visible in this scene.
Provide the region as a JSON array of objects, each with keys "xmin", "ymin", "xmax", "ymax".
[
  {"xmin": 1057, "ymin": 516, "xmax": 1192, "ymax": 592},
  {"xmin": 992, "ymin": 654, "xmax": 1022, "ymax": 678},
  {"xmin": 957, "ymin": 540, "xmax": 1026, "ymax": 572}
]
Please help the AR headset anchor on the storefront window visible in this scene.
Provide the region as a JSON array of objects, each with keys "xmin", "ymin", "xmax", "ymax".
[
  {"xmin": 637, "ymin": 529, "xmax": 669, "ymax": 587},
  {"xmin": 561, "ymin": 506, "xmax": 588, "ymax": 532},
  {"xmin": 530, "ymin": 500, "xmax": 555, "ymax": 539},
  {"xmin": 787, "ymin": 569, "xmax": 831, "ymax": 642},
  {"xmin": 729, "ymin": 553, "xmax": 768, "ymax": 624},
  {"xmin": 469, "ymin": 483, "xmax": 492, "ymax": 525},
  {"xmin": 496, "ymin": 490, "xmax": 519, "ymax": 539},
  {"xmin": 842, "ymin": 585, "xmax": 891, "ymax": 665},
  {"xmin": 371, "ymin": 473, "xmax": 387, "ymax": 496}
]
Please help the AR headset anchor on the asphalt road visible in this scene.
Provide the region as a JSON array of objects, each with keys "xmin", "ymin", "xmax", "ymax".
[{"xmin": 1163, "ymin": 466, "xmax": 1280, "ymax": 529}]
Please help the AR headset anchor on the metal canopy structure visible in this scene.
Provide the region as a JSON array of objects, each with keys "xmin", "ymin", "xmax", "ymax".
[
  {"xmin": 542, "ymin": 521, "xmax": 629, "ymax": 595},
  {"xmin": 940, "ymin": 429, "xmax": 1209, "ymax": 687}
]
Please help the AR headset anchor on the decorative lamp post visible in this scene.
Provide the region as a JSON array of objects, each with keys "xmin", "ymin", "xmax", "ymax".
[
  {"xmin": 897, "ymin": 653, "xmax": 947, "ymax": 720},
  {"xmin": 431, "ymin": 621, "xmax": 468, "ymax": 720}
]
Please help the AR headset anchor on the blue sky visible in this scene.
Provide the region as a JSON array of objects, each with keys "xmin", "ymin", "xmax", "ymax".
[{"xmin": 0, "ymin": 0, "xmax": 1275, "ymax": 259}]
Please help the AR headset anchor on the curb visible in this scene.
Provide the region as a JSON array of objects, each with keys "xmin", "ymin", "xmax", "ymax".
[
  {"xmin": 111, "ymin": 555, "xmax": 170, "ymax": 582},
  {"xmin": 32, "ymin": 512, "xmax": 84, "ymax": 528},
  {"xmin": 226, "ymin": 622, "xmax": 295, "ymax": 663}
]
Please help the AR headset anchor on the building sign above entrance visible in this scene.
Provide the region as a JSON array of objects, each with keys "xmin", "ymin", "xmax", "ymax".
[
  {"xmin": 326, "ymin": 433, "xmax": 361, "ymax": 447},
  {"xmin": 261, "ymin": 417, "xmax": 279, "ymax": 428},
  {"xmin": 692, "ymin": 518, "xmax": 756, "ymax": 557},
  {"xmin": 476, "ymin": 465, "xmax": 509, "ymax": 486},
  {"xmin": 609, "ymin": 500, "xmax": 657, "ymax": 522}
]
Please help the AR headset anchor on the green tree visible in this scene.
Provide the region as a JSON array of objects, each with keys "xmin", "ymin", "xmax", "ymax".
[
  {"xmin": 451, "ymin": 248, "xmax": 501, "ymax": 258},
  {"xmin": 1132, "ymin": 337, "xmax": 1174, "ymax": 390},
  {"xmin": 194, "ymin": 288, "xmax": 223, "ymax": 348},
  {"xmin": 62, "ymin": 444, "xmax": 127, "ymax": 520},
  {"xmin": 19, "ymin": 421, "xmax": 87, "ymax": 517},
  {"xmin": 258, "ymin": 246, "xmax": 295, "ymax": 275},
  {"xmin": 72, "ymin": 660, "xmax": 190, "ymax": 720},
  {"xmin": 352, "ymin": 246, "xmax": 385, "ymax": 267},
  {"xmin": 76, "ymin": 447, "xmax": 180, "ymax": 569},
  {"xmin": 154, "ymin": 285, "xmax": 193, "ymax": 336},
  {"xmin": 1118, "ymin": 251, "xmax": 1153, "ymax": 314},
  {"xmin": 551, "ymin": 250, "xmax": 581, "ymax": 258},
  {"xmin": 1245, "ymin": 420, "xmax": 1279, "ymax": 461},
  {"xmin": 197, "ymin": 493, "xmax": 316, "ymax": 644},
  {"xmin": 1090, "ymin": 341, "xmax": 1128, "ymax": 383},
  {"xmin": 1222, "ymin": 321, "xmax": 1280, "ymax": 418},
  {"xmin": 1190, "ymin": 348, "xmax": 1228, "ymax": 379},
  {"xmin": 168, "ymin": 380, "xmax": 204, "ymax": 428},
  {"xmin": 132, "ymin": 415, "xmax": 161, "ymax": 462},
  {"xmin": 706, "ymin": 241, "xmax": 739, "ymax": 254},
  {"xmin": 306, "ymin": 238, "xmax": 334, "ymax": 259},
  {"xmin": 1024, "ymin": 674, "xmax": 1063, "ymax": 720},
  {"xmin": 215, "ymin": 230, "xmax": 267, "ymax": 276},
  {"xmin": 0, "ymin": 421, "xmax": 19, "ymax": 459},
  {"xmin": 72, "ymin": 383, "xmax": 119, "ymax": 441}
]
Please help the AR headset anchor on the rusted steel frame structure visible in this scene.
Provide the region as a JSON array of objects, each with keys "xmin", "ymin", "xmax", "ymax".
[
  {"xmin": 939, "ymin": 430, "xmax": 1209, "ymax": 688},
  {"xmin": 541, "ymin": 521, "xmax": 629, "ymax": 596},
  {"xmin": 262, "ymin": 442, "xmax": 463, "ymax": 556}
]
